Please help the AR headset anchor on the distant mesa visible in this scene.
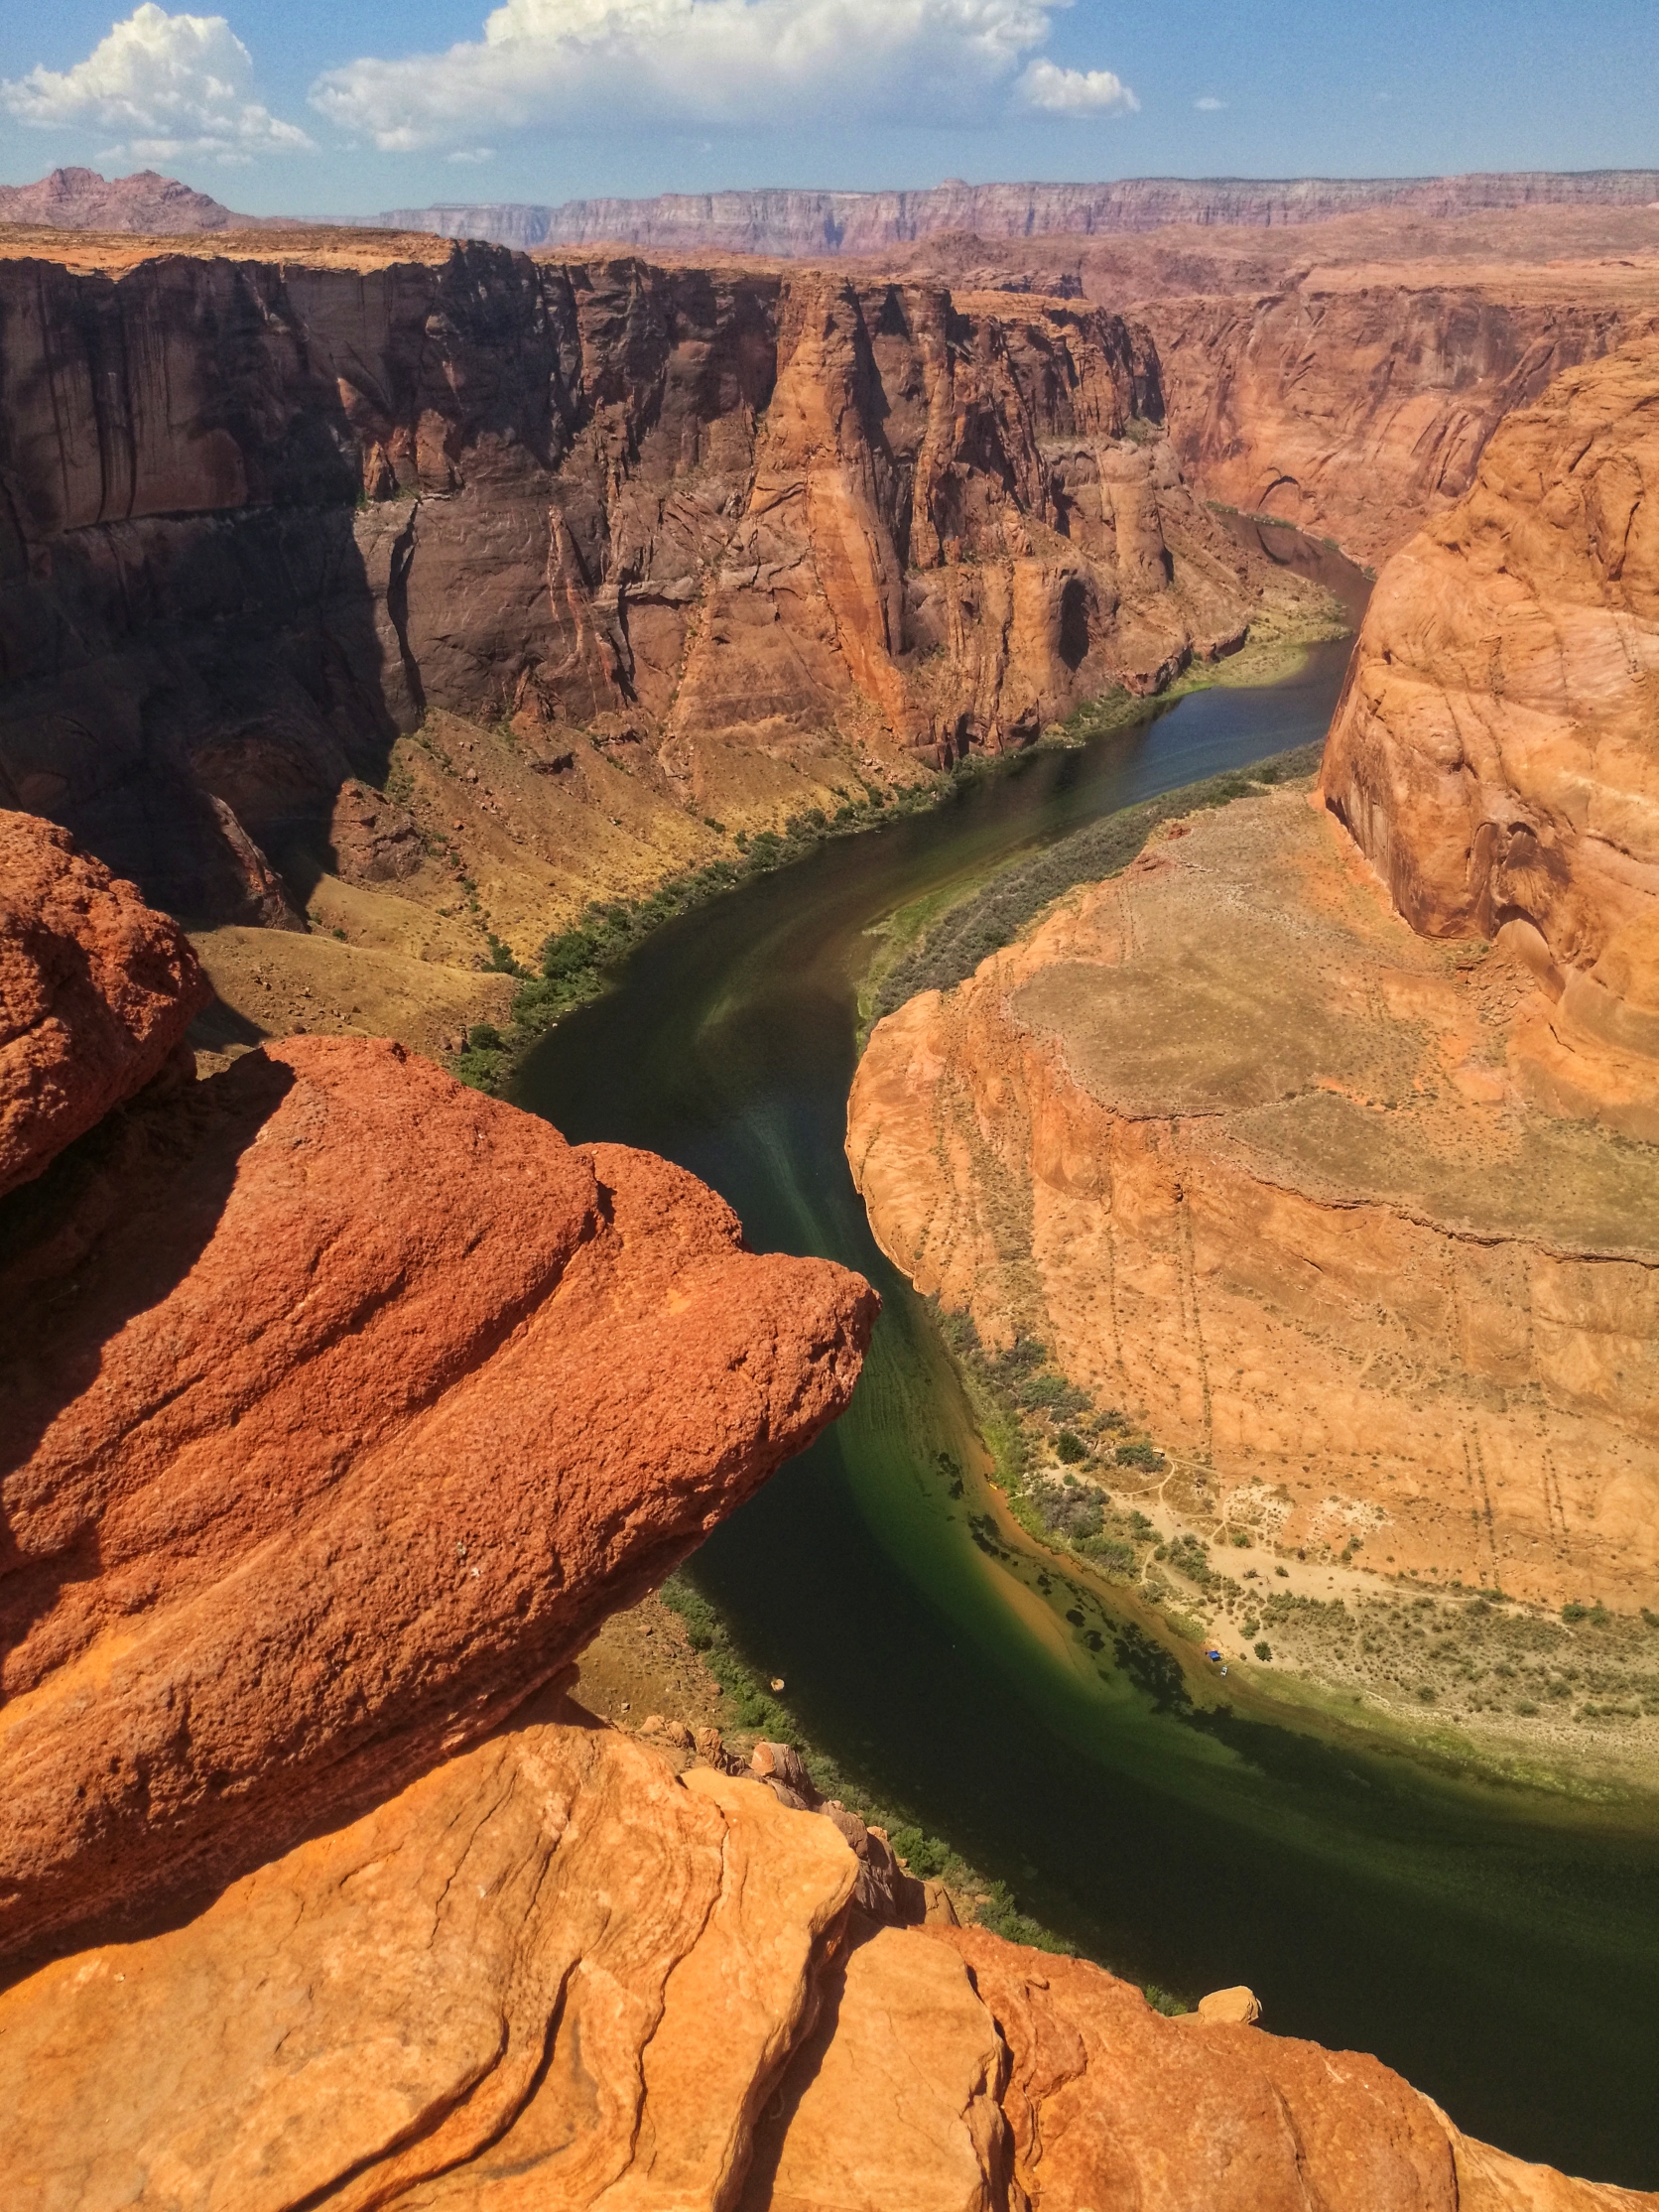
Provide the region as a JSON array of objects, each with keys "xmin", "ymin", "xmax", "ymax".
[
  {"xmin": 0, "ymin": 167, "xmax": 237, "ymax": 235},
  {"xmin": 380, "ymin": 169, "xmax": 1659, "ymax": 257}
]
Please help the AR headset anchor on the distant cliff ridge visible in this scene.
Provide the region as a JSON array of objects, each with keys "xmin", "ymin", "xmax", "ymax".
[{"xmin": 381, "ymin": 171, "xmax": 1659, "ymax": 256}]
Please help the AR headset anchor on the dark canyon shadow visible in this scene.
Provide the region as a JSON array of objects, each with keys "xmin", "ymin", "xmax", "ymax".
[{"xmin": 0, "ymin": 1053, "xmax": 296, "ymax": 1679}]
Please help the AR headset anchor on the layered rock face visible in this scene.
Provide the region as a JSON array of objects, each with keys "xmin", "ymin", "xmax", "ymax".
[
  {"xmin": 849, "ymin": 787, "xmax": 1659, "ymax": 1611},
  {"xmin": 1142, "ymin": 275, "xmax": 1657, "ymax": 567},
  {"xmin": 0, "ymin": 235, "xmax": 1314, "ymax": 930},
  {"xmin": 3, "ymin": 1693, "xmax": 1647, "ymax": 2210},
  {"xmin": 1323, "ymin": 333, "xmax": 1659, "ymax": 1143},
  {"xmin": 869, "ymin": 205, "xmax": 1659, "ymax": 567},
  {"xmin": 385, "ymin": 171, "xmax": 1659, "ymax": 257},
  {"xmin": 0, "ymin": 820, "xmax": 875, "ymax": 1958}
]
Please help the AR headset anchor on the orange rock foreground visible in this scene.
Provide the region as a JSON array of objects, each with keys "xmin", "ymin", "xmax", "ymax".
[
  {"xmin": 1, "ymin": 1693, "xmax": 1646, "ymax": 2211},
  {"xmin": 2, "ymin": 823, "xmax": 1649, "ymax": 2203}
]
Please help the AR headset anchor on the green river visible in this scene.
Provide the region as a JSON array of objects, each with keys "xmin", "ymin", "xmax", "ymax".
[{"xmin": 516, "ymin": 540, "xmax": 1659, "ymax": 2187}]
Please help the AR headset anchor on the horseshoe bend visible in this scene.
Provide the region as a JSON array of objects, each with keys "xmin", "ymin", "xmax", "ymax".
[{"xmin": 2, "ymin": 168, "xmax": 1659, "ymax": 2208}]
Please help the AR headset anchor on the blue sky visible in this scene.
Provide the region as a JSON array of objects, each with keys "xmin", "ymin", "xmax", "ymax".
[{"xmin": 1, "ymin": 0, "xmax": 1654, "ymax": 219}]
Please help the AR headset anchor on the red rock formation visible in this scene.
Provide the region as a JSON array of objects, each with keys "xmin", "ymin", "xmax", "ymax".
[
  {"xmin": 1322, "ymin": 332, "xmax": 1659, "ymax": 1141},
  {"xmin": 0, "ymin": 1020, "xmax": 874, "ymax": 1960},
  {"xmin": 1141, "ymin": 277, "xmax": 1656, "ymax": 566},
  {"xmin": 872, "ymin": 206, "xmax": 1659, "ymax": 567},
  {"xmin": 0, "ymin": 811, "xmax": 206, "ymax": 1196},
  {"xmin": 3, "ymin": 1703, "xmax": 1646, "ymax": 2208},
  {"xmin": 0, "ymin": 237, "xmax": 1320, "ymax": 920},
  {"xmin": 382, "ymin": 172, "xmax": 1659, "ymax": 257}
]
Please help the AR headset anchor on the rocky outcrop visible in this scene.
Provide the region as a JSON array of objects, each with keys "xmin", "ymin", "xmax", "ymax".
[
  {"xmin": 0, "ymin": 1007, "xmax": 874, "ymax": 1959},
  {"xmin": 0, "ymin": 168, "xmax": 236, "ymax": 234},
  {"xmin": 1322, "ymin": 332, "xmax": 1659, "ymax": 1140},
  {"xmin": 0, "ymin": 811, "xmax": 206, "ymax": 1196},
  {"xmin": 384, "ymin": 172, "xmax": 1659, "ymax": 257},
  {"xmin": 0, "ymin": 1698, "xmax": 860, "ymax": 2211},
  {"xmin": 849, "ymin": 785, "xmax": 1659, "ymax": 1612},
  {"xmin": 3, "ymin": 1697, "xmax": 1647, "ymax": 2209},
  {"xmin": 0, "ymin": 235, "xmax": 1324, "ymax": 925}
]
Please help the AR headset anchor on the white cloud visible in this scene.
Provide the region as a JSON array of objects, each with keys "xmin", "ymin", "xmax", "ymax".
[
  {"xmin": 2, "ymin": 4, "xmax": 314, "ymax": 161},
  {"xmin": 1017, "ymin": 58, "xmax": 1137, "ymax": 116},
  {"xmin": 1193, "ymin": 94, "xmax": 1225, "ymax": 111},
  {"xmin": 311, "ymin": 0, "xmax": 1135, "ymax": 151},
  {"xmin": 447, "ymin": 145, "xmax": 497, "ymax": 162}
]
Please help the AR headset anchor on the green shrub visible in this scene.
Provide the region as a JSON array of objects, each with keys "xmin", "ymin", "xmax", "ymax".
[
  {"xmin": 1055, "ymin": 1431, "xmax": 1087, "ymax": 1464},
  {"xmin": 467, "ymin": 1022, "xmax": 503, "ymax": 1051},
  {"xmin": 1253, "ymin": 1640, "xmax": 1273, "ymax": 1662},
  {"xmin": 1114, "ymin": 1441, "xmax": 1165, "ymax": 1471},
  {"xmin": 542, "ymin": 930, "xmax": 597, "ymax": 979}
]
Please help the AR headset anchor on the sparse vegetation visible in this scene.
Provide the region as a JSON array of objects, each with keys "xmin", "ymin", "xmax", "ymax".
[{"xmin": 869, "ymin": 742, "xmax": 1325, "ymax": 1025}]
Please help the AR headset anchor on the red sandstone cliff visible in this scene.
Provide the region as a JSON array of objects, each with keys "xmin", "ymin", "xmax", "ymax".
[
  {"xmin": 0, "ymin": 234, "xmax": 1317, "ymax": 929},
  {"xmin": 849, "ymin": 333, "xmax": 1659, "ymax": 1627},
  {"xmin": 866, "ymin": 209, "xmax": 1659, "ymax": 569},
  {"xmin": 1323, "ymin": 331, "xmax": 1659, "ymax": 1142}
]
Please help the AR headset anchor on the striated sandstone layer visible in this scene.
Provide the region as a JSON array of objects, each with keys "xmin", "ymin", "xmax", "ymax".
[
  {"xmin": 0, "ymin": 235, "xmax": 1314, "ymax": 938},
  {"xmin": 1140, "ymin": 274, "xmax": 1659, "ymax": 567},
  {"xmin": 1322, "ymin": 333, "xmax": 1659, "ymax": 1147},
  {"xmin": 849, "ymin": 787, "xmax": 1659, "ymax": 1610},
  {"xmin": 2, "ymin": 1699, "xmax": 1645, "ymax": 2210},
  {"xmin": 0, "ymin": 1025, "xmax": 874, "ymax": 1960},
  {"xmin": 0, "ymin": 810, "xmax": 206, "ymax": 1195}
]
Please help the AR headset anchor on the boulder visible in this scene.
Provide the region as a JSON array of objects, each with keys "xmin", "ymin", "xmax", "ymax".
[
  {"xmin": 1197, "ymin": 1984, "xmax": 1263, "ymax": 2024},
  {"xmin": 0, "ymin": 1031, "xmax": 876, "ymax": 1961},
  {"xmin": 0, "ymin": 811, "xmax": 206, "ymax": 1198}
]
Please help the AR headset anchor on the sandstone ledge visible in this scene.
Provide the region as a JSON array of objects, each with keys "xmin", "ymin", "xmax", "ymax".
[
  {"xmin": 1, "ymin": 1699, "xmax": 1647, "ymax": 2211},
  {"xmin": 848, "ymin": 787, "xmax": 1659, "ymax": 1612}
]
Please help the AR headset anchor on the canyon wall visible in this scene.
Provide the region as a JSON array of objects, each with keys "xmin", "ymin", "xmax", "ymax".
[
  {"xmin": 2, "ymin": 813, "xmax": 1648, "ymax": 2208},
  {"xmin": 1140, "ymin": 275, "xmax": 1655, "ymax": 566},
  {"xmin": 873, "ymin": 214, "xmax": 1659, "ymax": 567},
  {"xmin": 385, "ymin": 171, "xmax": 1659, "ymax": 256},
  {"xmin": 1322, "ymin": 332, "xmax": 1659, "ymax": 1147},
  {"xmin": 0, "ymin": 233, "xmax": 1314, "ymax": 932}
]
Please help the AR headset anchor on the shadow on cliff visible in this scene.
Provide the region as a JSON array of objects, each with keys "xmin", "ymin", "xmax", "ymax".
[
  {"xmin": 0, "ymin": 501, "xmax": 410, "ymax": 925},
  {"xmin": 0, "ymin": 1052, "xmax": 296, "ymax": 1691}
]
